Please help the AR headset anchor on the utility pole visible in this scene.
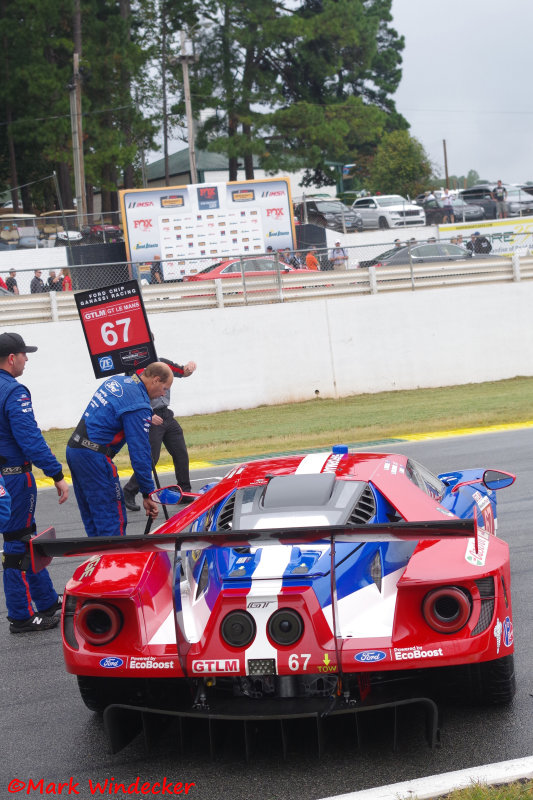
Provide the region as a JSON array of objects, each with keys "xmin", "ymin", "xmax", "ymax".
[
  {"xmin": 443, "ymin": 139, "xmax": 449, "ymax": 190},
  {"xmin": 70, "ymin": 1, "xmax": 87, "ymax": 226},
  {"xmin": 180, "ymin": 30, "xmax": 198, "ymax": 185},
  {"xmin": 161, "ymin": 5, "xmax": 170, "ymax": 186}
]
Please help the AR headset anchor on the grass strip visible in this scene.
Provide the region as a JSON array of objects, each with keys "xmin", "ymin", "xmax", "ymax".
[
  {"xmin": 34, "ymin": 376, "xmax": 533, "ymax": 481},
  {"xmin": 431, "ymin": 778, "xmax": 533, "ymax": 798}
]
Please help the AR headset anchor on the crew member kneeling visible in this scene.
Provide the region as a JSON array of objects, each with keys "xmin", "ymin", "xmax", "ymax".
[{"xmin": 67, "ymin": 362, "xmax": 173, "ymax": 537}]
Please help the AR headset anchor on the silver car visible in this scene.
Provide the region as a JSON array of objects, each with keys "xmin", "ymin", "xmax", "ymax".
[{"xmin": 351, "ymin": 195, "xmax": 426, "ymax": 229}]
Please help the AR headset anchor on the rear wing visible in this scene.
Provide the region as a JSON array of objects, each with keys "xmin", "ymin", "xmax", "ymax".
[{"xmin": 31, "ymin": 518, "xmax": 477, "ymax": 574}]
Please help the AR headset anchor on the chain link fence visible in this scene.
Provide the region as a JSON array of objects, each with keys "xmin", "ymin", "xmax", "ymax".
[
  {"xmin": 0, "ymin": 210, "xmax": 123, "ymax": 250},
  {"xmin": 2, "ymin": 227, "xmax": 533, "ymax": 299}
]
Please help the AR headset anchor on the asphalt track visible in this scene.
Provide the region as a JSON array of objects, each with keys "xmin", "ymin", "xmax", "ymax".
[{"xmin": 2, "ymin": 427, "xmax": 533, "ymax": 799}]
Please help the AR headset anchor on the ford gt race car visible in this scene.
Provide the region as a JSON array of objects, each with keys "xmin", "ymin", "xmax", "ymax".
[{"xmin": 31, "ymin": 448, "xmax": 516, "ymax": 753}]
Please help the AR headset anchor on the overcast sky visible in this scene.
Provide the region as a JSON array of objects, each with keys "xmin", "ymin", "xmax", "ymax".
[{"xmin": 391, "ymin": 0, "xmax": 533, "ymax": 185}]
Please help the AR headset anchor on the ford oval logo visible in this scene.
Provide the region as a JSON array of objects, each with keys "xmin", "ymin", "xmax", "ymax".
[
  {"xmin": 100, "ymin": 657, "xmax": 123, "ymax": 669},
  {"xmin": 354, "ymin": 650, "xmax": 386, "ymax": 663}
]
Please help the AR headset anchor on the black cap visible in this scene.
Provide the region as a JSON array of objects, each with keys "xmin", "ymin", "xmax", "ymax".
[{"xmin": 0, "ymin": 332, "xmax": 38, "ymax": 357}]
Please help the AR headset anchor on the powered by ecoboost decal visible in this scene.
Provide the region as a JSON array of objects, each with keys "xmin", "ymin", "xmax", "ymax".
[
  {"xmin": 392, "ymin": 646, "xmax": 444, "ymax": 661},
  {"xmin": 128, "ymin": 657, "xmax": 176, "ymax": 670},
  {"xmin": 75, "ymin": 280, "xmax": 156, "ymax": 378}
]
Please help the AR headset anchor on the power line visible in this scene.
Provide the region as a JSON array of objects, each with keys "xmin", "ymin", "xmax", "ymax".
[
  {"xmin": 0, "ymin": 104, "xmax": 133, "ymax": 128},
  {"xmin": 400, "ymin": 107, "xmax": 533, "ymax": 116}
]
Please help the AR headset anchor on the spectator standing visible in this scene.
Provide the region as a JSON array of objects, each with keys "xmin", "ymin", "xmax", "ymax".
[
  {"xmin": 150, "ymin": 256, "xmax": 164, "ymax": 284},
  {"xmin": 61, "ymin": 269, "xmax": 72, "ymax": 291},
  {"xmin": 0, "ymin": 332, "xmax": 68, "ymax": 633},
  {"xmin": 123, "ymin": 357, "xmax": 196, "ymax": 511},
  {"xmin": 47, "ymin": 270, "xmax": 63, "ymax": 291},
  {"xmin": 442, "ymin": 189, "xmax": 455, "ymax": 223},
  {"xmin": 66, "ymin": 362, "xmax": 173, "ymax": 537},
  {"xmin": 393, "ymin": 239, "xmax": 402, "ymax": 249},
  {"xmin": 329, "ymin": 240, "xmax": 348, "ymax": 270},
  {"xmin": 288, "ymin": 249, "xmax": 303, "ymax": 269},
  {"xmin": 491, "ymin": 180, "xmax": 508, "ymax": 219},
  {"xmin": 5, "ymin": 269, "xmax": 18, "ymax": 294},
  {"xmin": 30, "ymin": 270, "xmax": 45, "ymax": 293},
  {"xmin": 305, "ymin": 248, "xmax": 319, "ymax": 270},
  {"xmin": 466, "ymin": 231, "xmax": 492, "ymax": 255}
]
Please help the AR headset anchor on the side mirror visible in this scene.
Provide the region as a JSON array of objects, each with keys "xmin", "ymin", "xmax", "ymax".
[
  {"xmin": 483, "ymin": 470, "xmax": 515, "ymax": 491},
  {"xmin": 150, "ymin": 485, "xmax": 183, "ymax": 505}
]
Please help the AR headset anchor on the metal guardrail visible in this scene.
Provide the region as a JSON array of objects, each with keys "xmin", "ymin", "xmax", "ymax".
[{"xmin": 1, "ymin": 254, "xmax": 531, "ymax": 326}]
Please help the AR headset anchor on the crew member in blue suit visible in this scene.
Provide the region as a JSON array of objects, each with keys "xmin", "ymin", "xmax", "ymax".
[
  {"xmin": 66, "ymin": 361, "xmax": 173, "ymax": 537},
  {"xmin": 123, "ymin": 356, "xmax": 196, "ymax": 511},
  {"xmin": 0, "ymin": 332, "xmax": 69, "ymax": 633},
  {"xmin": 0, "ymin": 476, "xmax": 11, "ymax": 532}
]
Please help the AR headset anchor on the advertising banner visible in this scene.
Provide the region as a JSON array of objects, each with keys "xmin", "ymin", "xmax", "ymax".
[
  {"xmin": 119, "ymin": 177, "xmax": 296, "ymax": 280},
  {"xmin": 439, "ymin": 215, "xmax": 533, "ymax": 256},
  {"xmin": 75, "ymin": 281, "xmax": 156, "ymax": 378}
]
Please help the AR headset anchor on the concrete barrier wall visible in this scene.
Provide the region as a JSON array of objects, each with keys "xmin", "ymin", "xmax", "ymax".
[{"xmin": 15, "ymin": 281, "xmax": 533, "ymax": 430}]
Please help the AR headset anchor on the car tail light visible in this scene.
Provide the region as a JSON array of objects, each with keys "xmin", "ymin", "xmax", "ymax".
[
  {"xmin": 267, "ymin": 609, "xmax": 304, "ymax": 646},
  {"xmin": 422, "ymin": 587, "xmax": 471, "ymax": 634},
  {"xmin": 221, "ymin": 611, "xmax": 256, "ymax": 647},
  {"xmin": 75, "ymin": 601, "xmax": 123, "ymax": 646}
]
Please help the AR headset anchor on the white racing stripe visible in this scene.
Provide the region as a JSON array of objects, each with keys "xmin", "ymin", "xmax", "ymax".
[
  {"xmin": 245, "ymin": 545, "xmax": 292, "ymax": 669},
  {"xmin": 322, "ymin": 567, "xmax": 404, "ymax": 638},
  {"xmin": 147, "ymin": 609, "xmax": 176, "ymax": 645},
  {"xmin": 295, "ymin": 452, "xmax": 330, "ymax": 474}
]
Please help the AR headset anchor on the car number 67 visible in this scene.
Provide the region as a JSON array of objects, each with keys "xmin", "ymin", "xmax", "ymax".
[
  {"xmin": 288, "ymin": 653, "xmax": 311, "ymax": 671},
  {"xmin": 101, "ymin": 318, "xmax": 131, "ymax": 346}
]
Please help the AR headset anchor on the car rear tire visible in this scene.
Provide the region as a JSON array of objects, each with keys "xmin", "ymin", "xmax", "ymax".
[
  {"xmin": 440, "ymin": 654, "xmax": 516, "ymax": 706},
  {"xmin": 467, "ymin": 654, "xmax": 516, "ymax": 705},
  {"xmin": 378, "ymin": 217, "xmax": 389, "ymax": 229}
]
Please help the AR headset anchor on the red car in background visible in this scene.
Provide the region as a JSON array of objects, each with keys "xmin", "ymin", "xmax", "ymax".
[{"xmin": 183, "ymin": 255, "xmax": 316, "ymax": 281}]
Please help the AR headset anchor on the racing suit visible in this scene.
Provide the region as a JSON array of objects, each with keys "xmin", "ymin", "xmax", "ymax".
[
  {"xmin": 0, "ymin": 476, "xmax": 11, "ymax": 530},
  {"xmin": 66, "ymin": 374, "xmax": 155, "ymax": 537},
  {"xmin": 123, "ymin": 358, "xmax": 191, "ymax": 495},
  {"xmin": 0, "ymin": 369, "xmax": 63, "ymax": 620}
]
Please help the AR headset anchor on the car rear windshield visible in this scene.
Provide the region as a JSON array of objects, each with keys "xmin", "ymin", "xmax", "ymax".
[
  {"xmin": 376, "ymin": 196, "xmax": 409, "ymax": 206},
  {"xmin": 197, "ymin": 262, "xmax": 223, "ymax": 275},
  {"xmin": 315, "ymin": 201, "xmax": 351, "ymax": 212}
]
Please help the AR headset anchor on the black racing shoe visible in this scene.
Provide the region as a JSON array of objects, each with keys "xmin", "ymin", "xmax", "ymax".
[
  {"xmin": 9, "ymin": 614, "xmax": 60, "ymax": 633},
  {"xmin": 39, "ymin": 594, "xmax": 64, "ymax": 617},
  {"xmin": 123, "ymin": 487, "xmax": 140, "ymax": 511}
]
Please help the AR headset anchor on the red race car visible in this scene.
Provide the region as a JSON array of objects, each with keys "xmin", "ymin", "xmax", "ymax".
[
  {"xmin": 182, "ymin": 255, "xmax": 316, "ymax": 281},
  {"xmin": 32, "ymin": 448, "xmax": 515, "ymax": 753}
]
